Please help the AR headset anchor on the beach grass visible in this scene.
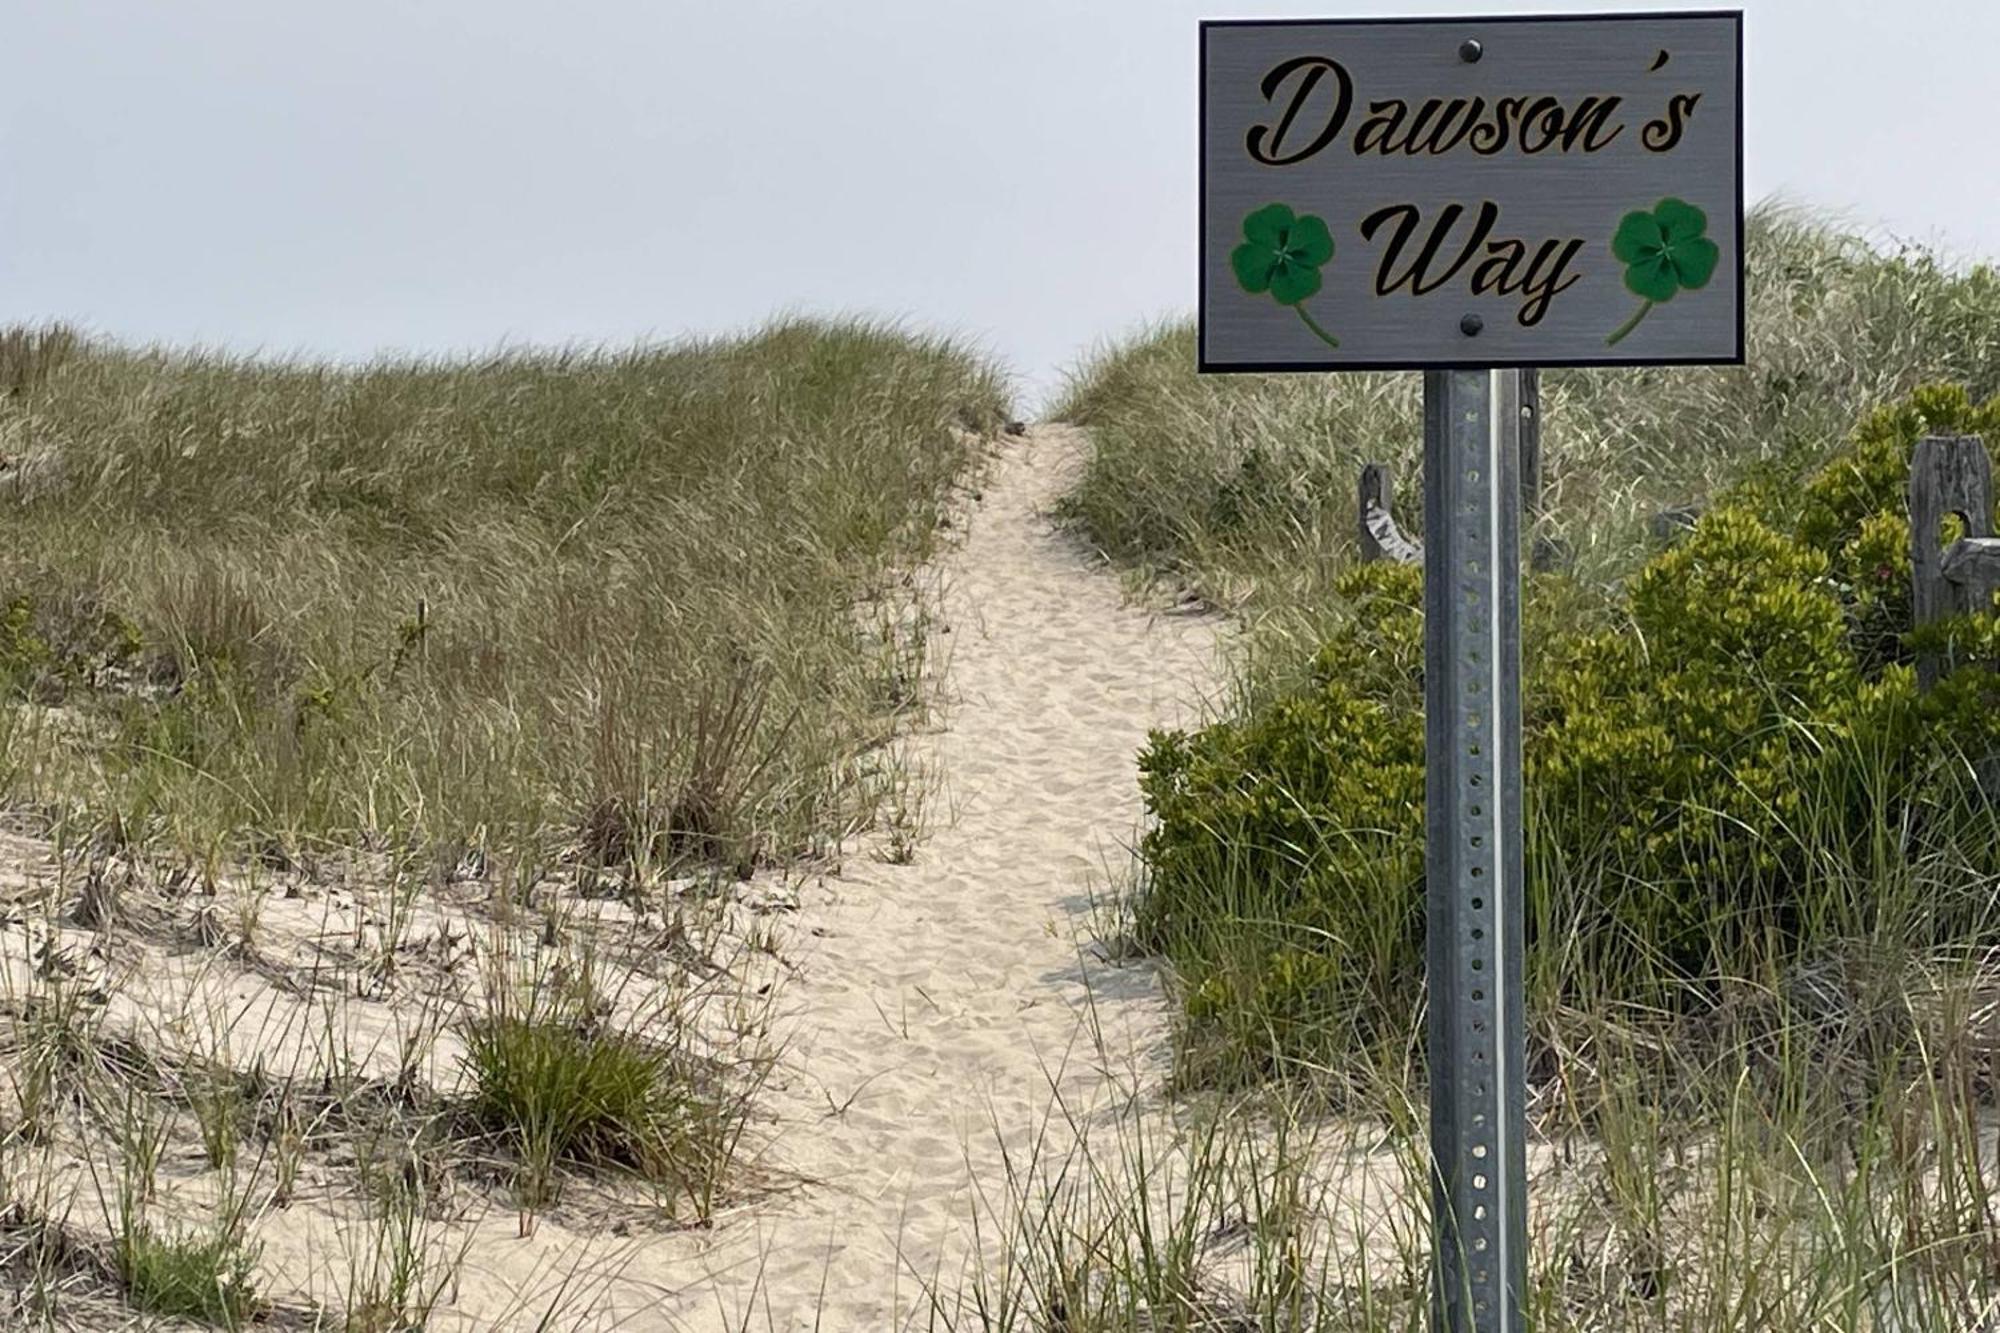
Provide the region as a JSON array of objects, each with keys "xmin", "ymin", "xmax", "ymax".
[{"xmin": 0, "ymin": 316, "xmax": 1009, "ymax": 877}]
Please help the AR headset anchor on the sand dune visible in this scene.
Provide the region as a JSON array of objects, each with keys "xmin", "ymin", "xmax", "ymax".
[{"xmin": 0, "ymin": 424, "xmax": 1220, "ymax": 1329}]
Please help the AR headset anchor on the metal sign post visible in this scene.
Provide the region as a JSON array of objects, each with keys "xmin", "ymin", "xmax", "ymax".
[
  {"xmin": 1423, "ymin": 369, "xmax": 1528, "ymax": 1331},
  {"xmin": 1196, "ymin": 15, "xmax": 1743, "ymax": 1331}
]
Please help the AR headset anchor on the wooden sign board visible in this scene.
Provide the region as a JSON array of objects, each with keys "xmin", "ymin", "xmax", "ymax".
[{"xmin": 1199, "ymin": 11, "xmax": 1743, "ymax": 371}]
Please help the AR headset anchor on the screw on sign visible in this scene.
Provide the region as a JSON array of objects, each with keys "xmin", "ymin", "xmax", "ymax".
[{"xmin": 1198, "ymin": 12, "xmax": 1743, "ymax": 1331}]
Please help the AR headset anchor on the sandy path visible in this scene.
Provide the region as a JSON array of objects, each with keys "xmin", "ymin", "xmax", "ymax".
[{"xmin": 620, "ymin": 423, "xmax": 1219, "ymax": 1329}]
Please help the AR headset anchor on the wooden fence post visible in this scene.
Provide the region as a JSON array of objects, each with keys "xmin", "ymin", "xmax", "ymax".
[{"xmin": 1911, "ymin": 435, "xmax": 1999, "ymax": 689}]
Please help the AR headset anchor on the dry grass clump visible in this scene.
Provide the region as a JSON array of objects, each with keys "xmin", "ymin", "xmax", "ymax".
[{"xmin": 0, "ymin": 325, "xmax": 80, "ymax": 401}]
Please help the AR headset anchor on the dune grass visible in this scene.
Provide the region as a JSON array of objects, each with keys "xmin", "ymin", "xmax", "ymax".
[
  {"xmin": 0, "ymin": 317, "xmax": 1008, "ymax": 875},
  {"xmin": 458, "ymin": 946, "xmax": 743, "ymax": 1217},
  {"xmin": 937, "ymin": 942, "xmax": 2000, "ymax": 1332}
]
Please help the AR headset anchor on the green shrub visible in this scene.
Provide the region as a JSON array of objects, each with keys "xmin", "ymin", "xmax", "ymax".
[
  {"xmin": 1136, "ymin": 386, "xmax": 2000, "ymax": 1083},
  {"xmin": 1538, "ymin": 510, "xmax": 1854, "ymax": 907},
  {"xmin": 1138, "ymin": 563, "xmax": 1426, "ymax": 1073}
]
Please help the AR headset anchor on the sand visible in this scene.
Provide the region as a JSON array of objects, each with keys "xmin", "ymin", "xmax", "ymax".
[
  {"xmin": 630, "ymin": 423, "xmax": 1221, "ymax": 1328},
  {"xmin": 0, "ymin": 424, "xmax": 1226, "ymax": 1329}
]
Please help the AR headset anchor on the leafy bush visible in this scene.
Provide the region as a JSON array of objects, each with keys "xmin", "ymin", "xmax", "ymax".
[
  {"xmin": 1136, "ymin": 386, "xmax": 2000, "ymax": 1084},
  {"xmin": 1138, "ymin": 563, "xmax": 1426, "ymax": 1072}
]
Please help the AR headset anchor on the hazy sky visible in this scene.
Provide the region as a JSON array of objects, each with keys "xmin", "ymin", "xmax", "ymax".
[{"xmin": 4, "ymin": 1, "xmax": 1994, "ymax": 405}]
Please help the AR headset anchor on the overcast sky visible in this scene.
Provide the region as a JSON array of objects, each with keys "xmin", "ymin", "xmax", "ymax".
[{"xmin": 3, "ymin": 0, "xmax": 1993, "ymax": 405}]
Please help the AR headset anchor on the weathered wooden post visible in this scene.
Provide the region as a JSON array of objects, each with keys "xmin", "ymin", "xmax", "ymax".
[
  {"xmin": 1200, "ymin": 15, "xmax": 1742, "ymax": 1330},
  {"xmin": 1359, "ymin": 462, "xmax": 1394, "ymax": 563},
  {"xmin": 1911, "ymin": 435, "xmax": 2000, "ymax": 688}
]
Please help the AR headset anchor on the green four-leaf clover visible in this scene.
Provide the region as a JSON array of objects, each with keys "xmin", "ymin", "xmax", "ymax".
[
  {"xmin": 1230, "ymin": 202, "xmax": 1340, "ymax": 349},
  {"xmin": 1606, "ymin": 197, "xmax": 1720, "ymax": 346}
]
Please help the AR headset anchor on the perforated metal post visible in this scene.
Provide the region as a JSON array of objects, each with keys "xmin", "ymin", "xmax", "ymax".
[{"xmin": 1423, "ymin": 369, "xmax": 1528, "ymax": 1333}]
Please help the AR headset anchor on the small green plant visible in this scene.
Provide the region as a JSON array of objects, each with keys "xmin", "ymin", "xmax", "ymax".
[
  {"xmin": 117, "ymin": 1222, "xmax": 259, "ymax": 1328},
  {"xmin": 7, "ymin": 927, "xmax": 113, "ymax": 1140},
  {"xmin": 458, "ymin": 967, "xmax": 705, "ymax": 1214},
  {"xmin": 339, "ymin": 1148, "xmax": 460, "ymax": 1333},
  {"xmin": 188, "ymin": 1065, "xmax": 248, "ymax": 1171},
  {"xmin": 112, "ymin": 1085, "xmax": 174, "ymax": 1208}
]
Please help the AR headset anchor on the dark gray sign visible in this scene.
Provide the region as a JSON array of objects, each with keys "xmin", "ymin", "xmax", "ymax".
[{"xmin": 1200, "ymin": 12, "xmax": 1743, "ymax": 370}]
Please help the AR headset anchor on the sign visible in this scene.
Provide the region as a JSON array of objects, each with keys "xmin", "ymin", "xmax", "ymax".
[{"xmin": 1199, "ymin": 12, "xmax": 1743, "ymax": 370}]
